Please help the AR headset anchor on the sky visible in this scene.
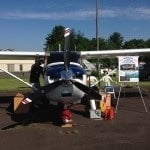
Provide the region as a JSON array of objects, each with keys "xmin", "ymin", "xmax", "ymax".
[{"xmin": 0, "ymin": 0, "xmax": 150, "ymax": 52}]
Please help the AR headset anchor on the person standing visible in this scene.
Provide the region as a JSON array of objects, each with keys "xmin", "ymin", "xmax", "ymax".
[
  {"xmin": 100, "ymin": 71, "xmax": 113, "ymax": 86},
  {"xmin": 29, "ymin": 59, "xmax": 44, "ymax": 92}
]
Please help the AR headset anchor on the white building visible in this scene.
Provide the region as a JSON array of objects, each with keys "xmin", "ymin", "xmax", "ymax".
[
  {"xmin": 0, "ymin": 51, "xmax": 45, "ymax": 72},
  {"xmin": 0, "ymin": 59, "xmax": 35, "ymax": 72}
]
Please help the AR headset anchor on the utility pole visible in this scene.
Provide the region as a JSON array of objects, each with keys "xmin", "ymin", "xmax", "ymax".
[
  {"xmin": 96, "ymin": 0, "xmax": 99, "ymax": 51},
  {"xmin": 96, "ymin": 0, "xmax": 99, "ymax": 71}
]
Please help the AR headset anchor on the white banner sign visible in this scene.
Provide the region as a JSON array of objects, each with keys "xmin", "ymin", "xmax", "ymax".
[{"xmin": 118, "ymin": 56, "xmax": 139, "ymax": 82}]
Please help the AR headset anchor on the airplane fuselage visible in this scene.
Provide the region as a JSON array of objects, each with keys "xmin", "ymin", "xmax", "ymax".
[
  {"xmin": 45, "ymin": 81, "xmax": 85, "ymax": 105},
  {"xmin": 44, "ymin": 62, "xmax": 87, "ymax": 105}
]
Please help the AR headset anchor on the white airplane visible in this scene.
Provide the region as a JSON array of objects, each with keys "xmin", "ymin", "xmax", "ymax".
[
  {"xmin": 0, "ymin": 28, "xmax": 102, "ymax": 108},
  {"xmin": 41, "ymin": 28, "xmax": 101, "ymax": 105},
  {"xmin": 0, "ymin": 28, "xmax": 150, "ymax": 107}
]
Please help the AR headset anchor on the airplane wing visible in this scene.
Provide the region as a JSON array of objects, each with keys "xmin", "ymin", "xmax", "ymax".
[
  {"xmin": 80, "ymin": 48, "xmax": 150, "ymax": 59},
  {"xmin": 0, "ymin": 48, "xmax": 150, "ymax": 60},
  {"xmin": 0, "ymin": 51, "xmax": 45, "ymax": 59}
]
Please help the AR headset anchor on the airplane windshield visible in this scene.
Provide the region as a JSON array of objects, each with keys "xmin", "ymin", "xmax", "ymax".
[
  {"xmin": 45, "ymin": 64, "xmax": 85, "ymax": 78},
  {"xmin": 47, "ymin": 51, "xmax": 80, "ymax": 64},
  {"xmin": 60, "ymin": 70, "xmax": 73, "ymax": 80}
]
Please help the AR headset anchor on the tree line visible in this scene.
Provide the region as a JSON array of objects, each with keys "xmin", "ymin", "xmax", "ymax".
[{"xmin": 44, "ymin": 25, "xmax": 150, "ymax": 65}]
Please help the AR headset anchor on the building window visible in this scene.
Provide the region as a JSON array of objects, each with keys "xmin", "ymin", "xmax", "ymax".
[
  {"xmin": 19, "ymin": 64, "xmax": 23, "ymax": 71},
  {"xmin": 7, "ymin": 64, "xmax": 14, "ymax": 72}
]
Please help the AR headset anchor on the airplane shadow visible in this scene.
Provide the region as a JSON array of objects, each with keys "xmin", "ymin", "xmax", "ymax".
[
  {"xmin": 3, "ymin": 99, "xmax": 88, "ymax": 130},
  {"xmin": 69, "ymin": 104, "xmax": 89, "ymax": 118},
  {"xmin": 3, "ymin": 87, "xmax": 147, "ymax": 130},
  {"xmin": 5, "ymin": 103, "xmax": 63, "ymax": 128}
]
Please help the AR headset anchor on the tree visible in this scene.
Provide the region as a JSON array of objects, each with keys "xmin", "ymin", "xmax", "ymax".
[
  {"xmin": 139, "ymin": 39, "xmax": 150, "ymax": 63},
  {"xmin": 44, "ymin": 25, "xmax": 90, "ymax": 51},
  {"xmin": 43, "ymin": 25, "xmax": 149, "ymax": 64},
  {"xmin": 89, "ymin": 38, "xmax": 97, "ymax": 50},
  {"xmin": 44, "ymin": 25, "xmax": 65, "ymax": 51},
  {"xmin": 99, "ymin": 38, "xmax": 107, "ymax": 50},
  {"xmin": 107, "ymin": 32, "xmax": 124, "ymax": 49},
  {"xmin": 145, "ymin": 39, "xmax": 150, "ymax": 48},
  {"xmin": 88, "ymin": 38, "xmax": 108, "ymax": 50},
  {"xmin": 123, "ymin": 39, "xmax": 146, "ymax": 49},
  {"xmin": 73, "ymin": 30, "xmax": 90, "ymax": 51}
]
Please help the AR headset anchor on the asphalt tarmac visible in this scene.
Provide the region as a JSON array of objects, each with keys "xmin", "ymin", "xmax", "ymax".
[{"xmin": 0, "ymin": 87, "xmax": 150, "ymax": 150}]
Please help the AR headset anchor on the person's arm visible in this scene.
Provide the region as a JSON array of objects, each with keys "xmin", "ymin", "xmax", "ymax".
[{"xmin": 109, "ymin": 76, "xmax": 113, "ymax": 82}]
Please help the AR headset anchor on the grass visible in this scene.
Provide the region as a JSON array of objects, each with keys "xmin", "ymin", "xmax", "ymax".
[
  {"xmin": 0, "ymin": 78, "xmax": 30, "ymax": 94},
  {"xmin": 139, "ymin": 81, "xmax": 150, "ymax": 92},
  {"xmin": 0, "ymin": 76, "xmax": 149, "ymax": 92},
  {"xmin": 0, "ymin": 77, "xmax": 45, "ymax": 92}
]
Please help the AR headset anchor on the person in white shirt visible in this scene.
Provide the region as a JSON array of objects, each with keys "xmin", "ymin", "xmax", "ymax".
[
  {"xmin": 100, "ymin": 71, "xmax": 113, "ymax": 86},
  {"xmin": 87, "ymin": 75, "xmax": 98, "ymax": 87}
]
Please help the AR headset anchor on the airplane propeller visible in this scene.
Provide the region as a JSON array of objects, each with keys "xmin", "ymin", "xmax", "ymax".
[
  {"xmin": 40, "ymin": 80, "xmax": 63, "ymax": 93},
  {"xmin": 69, "ymin": 79, "xmax": 101, "ymax": 100},
  {"xmin": 40, "ymin": 79, "xmax": 101, "ymax": 101},
  {"xmin": 63, "ymin": 27, "xmax": 101, "ymax": 100},
  {"xmin": 41, "ymin": 27, "xmax": 101, "ymax": 104},
  {"xmin": 64, "ymin": 27, "xmax": 71, "ymax": 72}
]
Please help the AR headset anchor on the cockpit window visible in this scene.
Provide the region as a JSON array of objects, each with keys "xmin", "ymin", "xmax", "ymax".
[
  {"xmin": 47, "ymin": 51, "xmax": 80, "ymax": 64},
  {"xmin": 46, "ymin": 64, "xmax": 85, "ymax": 78}
]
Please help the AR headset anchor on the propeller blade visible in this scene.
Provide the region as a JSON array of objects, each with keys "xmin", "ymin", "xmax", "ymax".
[
  {"xmin": 70, "ymin": 80, "xmax": 101, "ymax": 100},
  {"xmin": 64, "ymin": 28, "xmax": 70, "ymax": 51},
  {"xmin": 40, "ymin": 80, "xmax": 63, "ymax": 93},
  {"xmin": 64, "ymin": 28, "xmax": 71, "ymax": 71}
]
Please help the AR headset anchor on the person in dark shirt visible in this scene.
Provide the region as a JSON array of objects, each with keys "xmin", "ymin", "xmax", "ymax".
[{"xmin": 29, "ymin": 59, "xmax": 44, "ymax": 92}]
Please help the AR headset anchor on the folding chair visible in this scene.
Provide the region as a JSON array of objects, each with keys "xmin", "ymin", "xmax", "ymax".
[{"xmin": 105, "ymin": 85, "xmax": 116, "ymax": 99}]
